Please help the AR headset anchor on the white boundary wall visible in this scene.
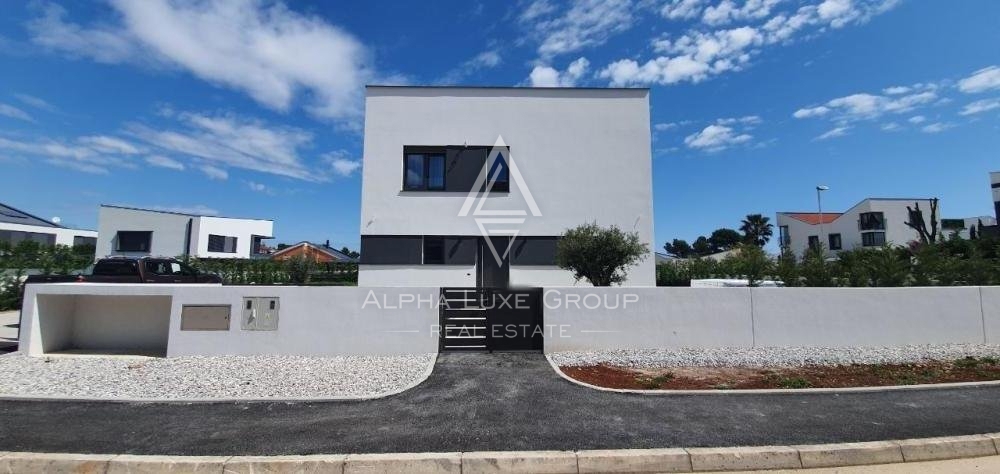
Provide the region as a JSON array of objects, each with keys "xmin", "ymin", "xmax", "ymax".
[
  {"xmin": 545, "ymin": 287, "xmax": 1000, "ymax": 351},
  {"xmin": 20, "ymin": 284, "xmax": 1000, "ymax": 357},
  {"xmin": 20, "ymin": 283, "xmax": 439, "ymax": 357}
]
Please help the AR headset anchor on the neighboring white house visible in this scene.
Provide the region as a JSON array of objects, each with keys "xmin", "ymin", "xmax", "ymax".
[
  {"xmin": 358, "ymin": 86, "xmax": 655, "ymax": 287},
  {"xmin": 776, "ymin": 198, "xmax": 941, "ymax": 257},
  {"xmin": 0, "ymin": 201, "xmax": 97, "ymax": 250},
  {"xmin": 97, "ymin": 205, "xmax": 273, "ymax": 259},
  {"xmin": 941, "ymin": 215, "xmax": 997, "ymax": 239}
]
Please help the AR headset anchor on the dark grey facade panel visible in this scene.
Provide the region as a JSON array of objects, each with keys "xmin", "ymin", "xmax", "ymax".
[
  {"xmin": 443, "ymin": 236, "xmax": 477, "ymax": 264},
  {"xmin": 444, "ymin": 147, "xmax": 487, "ymax": 192},
  {"xmin": 510, "ymin": 236, "xmax": 561, "ymax": 265},
  {"xmin": 360, "ymin": 236, "xmax": 423, "ymax": 264}
]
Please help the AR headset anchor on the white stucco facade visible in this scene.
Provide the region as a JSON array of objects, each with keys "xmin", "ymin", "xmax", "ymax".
[
  {"xmin": 0, "ymin": 221, "xmax": 97, "ymax": 247},
  {"xmin": 777, "ymin": 198, "xmax": 939, "ymax": 257},
  {"xmin": 97, "ymin": 205, "xmax": 274, "ymax": 259},
  {"xmin": 359, "ymin": 86, "xmax": 656, "ymax": 287}
]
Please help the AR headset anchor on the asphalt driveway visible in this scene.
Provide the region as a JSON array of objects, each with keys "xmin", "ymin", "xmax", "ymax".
[{"xmin": 1, "ymin": 352, "xmax": 999, "ymax": 455}]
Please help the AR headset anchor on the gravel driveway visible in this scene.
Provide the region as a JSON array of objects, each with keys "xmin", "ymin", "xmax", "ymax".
[{"xmin": 0, "ymin": 352, "xmax": 436, "ymax": 400}]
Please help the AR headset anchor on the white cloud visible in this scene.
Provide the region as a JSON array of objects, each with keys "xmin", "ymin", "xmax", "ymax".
[
  {"xmin": 528, "ymin": 57, "xmax": 590, "ymax": 87},
  {"xmin": 958, "ymin": 66, "xmax": 1000, "ymax": 94},
  {"xmin": 598, "ymin": 0, "xmax": 899, "ymax": 87},
  {"xmin": 0, "ymin": 135, "xmax": 136, "ymax": 173},
  {"xmin": 684, "ymin": 124, "xmax": 752, "ymax": 151},
  {"xmin": 127, "ymin": 111, "xmax": 318, "ymax": 181},
  {"xmin": 960, "ymin": 98, "xmax": 1000, "ymax": 116},
  {"xmin": 654, "ymin": 122, "xmax": 679, "ymax": 131},
  {"xmin": 702, "ymin": 0, "xmax": 781, "ymax": 26},
  {"xmin": 246, "ymin": 180, "xmax": 273, "ymax": 194},
  {"xmin": 78, "ymin": 135, "xmax": 141, "ymax": 154},
  {"xmin": 816, "ymin": 126, "xmax": 850, "ymax": 140},
  {"xmin": 717, "ymin": 115, "xmax": 761, "ymax": 125},
  {"xmin": 0, "ymin": 103, "xmax": 34, "ymax": 122},
  {"xmin": 880, "ymin": 122, "xmax": 900, "ymax": 132},
  {"xmin": 28, "ymin": 0, "xmax": 373, "ymax": 122},
  {"xmin": 921, "ymin": 122, "xmax": 954, "ymax": 134},
  {"xmin": 14, "ymin": 93, "xmax": 58, "ymax": 112},
  {"xmin": 794, "ymin": 87, "xmax": 938, "ymax": 122},
  {"xmin": 524, "ymin": 0, "xmax": 633, "ymax": 58},
  {"xmin": 200, "ymin": 165, "xmax": 228, "ymax": 180},
  {"xmin": 322, "ymin": 150, "xmax": 362, "ymax": 177},
  {"xmin": 438, "ymin": 50, "xmax": 502, "ymax": 84},
  {"xmin": 660, "ymin": 0, "xmax": 705, "ymax": 20},
  {"xmin": 907, "ymin": 115, "xmax": 926, "ymax": 124},
  {"xmin": 792, "ymin": 105, "xmax": 830, "ymax": 118},
  {"xmin": 882, "ymin": 85, "xmax": 910, "ymax": 95},
  {"xmin": 145, "ymin": 155, "xmax": 185, "ymax": 170}
]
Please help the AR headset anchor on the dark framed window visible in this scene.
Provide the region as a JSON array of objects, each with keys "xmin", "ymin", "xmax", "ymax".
[
  {"xmin": 208, "ymin": 234, "xmax": 238, "ymax": 253},
  {"xmin": 859, "ymin": 212, "xmax": 885, "ymax": 230},
  {"xmin": 116, "ymin": 231, "xmax": 152, "ymax": 252},
  {"xmin": 510, "ymin": 237, "xmax": 560, "ymax": 265},
  {"xmin": 0, "ymin": 230, "xmax": 56, "ymax": 246},
  {"xmin": 941, "ymin": 219, "xmax": 965, "ymax": 230},
  {"xmin": 423, "ymin": 236, "xmax": 445, "ymax": 264},
  {"xmin": 862, "ymin": 232, "xmax": 886, "ymax": 247},
  {"xmin": 807, "ymin": 235, "xmax": 820, "ymax": 250},
  {"xmin": 403, "ymin": 152, "xmax": 445, "ymax": 191},
  {"xmin": 828, "ymin": 233, "xmax": 842, "ymax": 250},
  {"xmin": 145, "ymin": 259, "xmax": 195, "ymax": 276},
  {"xmin": 73, "ymin": 236, "xmax": 97, "ymax": 248},
  {"xmin": 486, "ymin": 148, "xmax": 509, "ymax": 192},
  {"xmin": 778, "ymin": 225, "xmax": 790, "ymax": 247}
]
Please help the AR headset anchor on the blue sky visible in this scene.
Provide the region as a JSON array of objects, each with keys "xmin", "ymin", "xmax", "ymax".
[{"xmin": 0, "ymin": 0, "xmax": 998, "ymax": 252}]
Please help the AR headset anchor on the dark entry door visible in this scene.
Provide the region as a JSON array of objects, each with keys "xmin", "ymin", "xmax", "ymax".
[
  {"xmin": 477, "ymin": 236, "xmax": 510, "ymax": 288},
  {"xmin": 486, "ymin": 288, "xmax": 544, "ymax": 351}
]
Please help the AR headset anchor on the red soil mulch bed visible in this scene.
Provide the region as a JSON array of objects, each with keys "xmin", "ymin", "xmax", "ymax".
[{"xmin": 561, "ymin": 356, "xmax": 1000, "ymax": 390}]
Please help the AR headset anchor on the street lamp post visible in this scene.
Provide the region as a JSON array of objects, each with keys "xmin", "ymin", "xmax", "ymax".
[{"xmin": 816, "ymin": 185, "xmax": 829, "ymax": 254}]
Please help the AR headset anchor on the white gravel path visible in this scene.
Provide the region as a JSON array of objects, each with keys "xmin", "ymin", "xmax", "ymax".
[
  {"xmin": 0, "ymin": 352, "xmax": 436, "ymax": 400},
  {"xmin": 549, "ymin": 344, "xmax": 1000, "ymax": 368}
]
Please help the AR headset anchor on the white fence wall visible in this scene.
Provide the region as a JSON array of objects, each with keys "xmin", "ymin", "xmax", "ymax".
[
  {"xmin": 545, "ymin": 287, "xmax": 1000, "ymax": 352},
  {"xmin": 20, "ymin": 284, "xmax": 440, "ymax": 357}
]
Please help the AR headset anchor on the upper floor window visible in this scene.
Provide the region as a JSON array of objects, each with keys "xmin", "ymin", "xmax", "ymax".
[
  {"xmin": 778, "ymin": 225, "xmax": 790, "ymax": 247},
  {"xmin": 859, "ymin": 212, "xmax": 885, "ymax": 230},
  {"xmin": 404, "ymin": 152, "xmax": 445, "ymax": 191},
  {"xmin": 486, "ymin": 150, "xmax": 509, "ymax": 192},
  {"xmin": 208, "ymin": 234, "xmax": 238, "ymax": 253},
  {"xmin": 116, "ymin": 231, "xmax": 151, "ymax": 252}
]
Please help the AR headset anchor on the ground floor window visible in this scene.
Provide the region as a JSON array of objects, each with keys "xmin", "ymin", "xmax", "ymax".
[
  {"xmin": 861, "ymin": 231, "xmax": 886, "ymax": 247},
  {"xmin": 116, "ymin": 231, "xmax": 152, "ymax": 252},
  {"xmin": 0, "ymin": 230, "xmax": 56, "ymax": 246},
  {"xmin": 807, "ymin": 235, "xmax": 819, "ymax": 250}
]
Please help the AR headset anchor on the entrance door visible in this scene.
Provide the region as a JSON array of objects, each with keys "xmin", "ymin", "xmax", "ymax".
[{"xmin": 477, "ymin": 236, "xmax": 510, "ymax": 288}]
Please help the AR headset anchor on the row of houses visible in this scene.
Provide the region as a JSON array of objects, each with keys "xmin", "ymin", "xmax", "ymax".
[
  {"xmin": 0, "ymin": 202, "xmax": 355, "ymax": 263},
  {"xmin": 776, "ymin": 172, "xmax": 1000, "ymax": 256}
]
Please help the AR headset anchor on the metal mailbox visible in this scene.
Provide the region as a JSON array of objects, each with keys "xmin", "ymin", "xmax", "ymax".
[{"xmin": 241, "ymin": 297, "xmax": 279, "ymax": 331}]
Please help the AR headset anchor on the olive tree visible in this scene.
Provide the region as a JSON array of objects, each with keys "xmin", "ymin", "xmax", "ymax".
[{"xmin": 555, "ymin": 223, "xmax": 649, "ymax": 286}]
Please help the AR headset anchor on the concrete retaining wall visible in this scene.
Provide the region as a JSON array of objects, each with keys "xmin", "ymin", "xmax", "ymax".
[
  {"xmin": 545, "ymin": 287, "xmax": 999, "ymax": 352},
  {"xmin": 20, "ymin": 284, "xmax": 439, "ymax": 357}
]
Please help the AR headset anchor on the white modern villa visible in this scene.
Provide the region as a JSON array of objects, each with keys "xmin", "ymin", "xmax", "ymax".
[
  {"xmin": 357, "ymin": 86, "xmax": 655, "ymax": 287},
  {"xmin": 0, "ymin": 201, "xmax": 97, "ymax": 249},
  {"xmin": 96, "ymin": 205, "xmax": 274, "ymax": 259}
]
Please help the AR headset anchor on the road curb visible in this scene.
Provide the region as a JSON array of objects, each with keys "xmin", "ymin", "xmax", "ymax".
[
  {"xmin": 545, "ymin": 354, "xmax": 1000, "ymax": 395},
  {"xmin": 2, "ymin": 434, "xmax": 999, "ymax": 473},
  {"xmin": 0, "ymin": 353, "xmax": 439, "ymax": 404}
]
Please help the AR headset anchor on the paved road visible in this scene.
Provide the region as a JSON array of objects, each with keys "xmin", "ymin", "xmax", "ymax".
[{"xmin": 1, "ymin": 352, "xmax": 999, "ymax": 455}]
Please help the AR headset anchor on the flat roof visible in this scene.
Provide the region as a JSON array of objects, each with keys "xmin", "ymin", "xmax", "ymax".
[{"xmin": 101, "ymin": 204, "xmax": 272, "ymax": 222}]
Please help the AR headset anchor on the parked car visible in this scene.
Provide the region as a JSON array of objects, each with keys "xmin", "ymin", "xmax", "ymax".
[{"xmin": 25, "ymin": 257, "xmax": 223, "ymax": 284}]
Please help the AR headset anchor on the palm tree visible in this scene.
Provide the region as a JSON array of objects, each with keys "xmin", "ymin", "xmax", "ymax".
[{"xmin": 740, "ymin": 214, "xmax": 774, "ymax": 247}]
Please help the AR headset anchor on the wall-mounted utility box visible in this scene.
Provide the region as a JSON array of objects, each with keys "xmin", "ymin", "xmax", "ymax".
[
  {"xmin": 181, "ymin": 305, "xmax": 231, "ymax": 331},
  {"xmin": 242, "ymin": 297, "xmax": 279, "ymax": 331}
]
